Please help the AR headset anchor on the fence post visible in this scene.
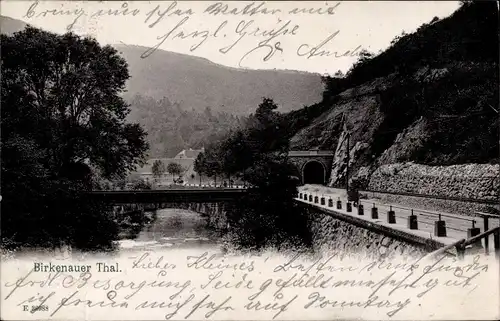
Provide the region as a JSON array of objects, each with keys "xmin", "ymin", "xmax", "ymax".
[
  {"xmin": 371, "ymin": 203, "xmax": 378, "ymax": 219},
  {"xmin": 387, "ymin": 206, "xmax": 396, "ymax": 224},
  {"xmin": 358, "ymin": 204, "xmax": 364, "ymax": 216},
  {"xmin": 483, "ymin": 216, "xmax": 489, "ymax": 255},
  {"xmin": 434, "ymin": 214, "xmax": 447, "ymax": 237},
  {"xmin": 407, "ymin": 209, "xmax": 418, "ymax": 230},
  {"xmin": 456, "ymin": 242, "xmax": 465, "ymax": 260},
  {"xmin": 467, "ymin": 221, "xmax": 482, "ymax": 249},
  {"xmin": 494, "ymin": 228, "xmax": 500, "ymax": 259}
]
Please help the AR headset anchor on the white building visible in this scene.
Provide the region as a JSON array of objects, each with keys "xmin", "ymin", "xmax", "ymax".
[{"xmin": 133, "ymin": 148, "xmax": 205, "ymax": 185}]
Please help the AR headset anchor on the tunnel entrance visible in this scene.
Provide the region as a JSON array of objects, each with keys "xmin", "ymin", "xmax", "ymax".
[{"xmin": 303, "ymin": 161, "xmax": 326, "ymax": 185}]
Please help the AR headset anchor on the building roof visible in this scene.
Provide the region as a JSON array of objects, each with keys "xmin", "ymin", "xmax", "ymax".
[{"xmin": 135, "ymin": 158, "xmax": 196, "ymax": 175}]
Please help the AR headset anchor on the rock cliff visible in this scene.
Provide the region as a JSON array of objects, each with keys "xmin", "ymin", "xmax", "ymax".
[{"xmin": 286, "ymin": 3, "xmax": 498, "ymax": 199}]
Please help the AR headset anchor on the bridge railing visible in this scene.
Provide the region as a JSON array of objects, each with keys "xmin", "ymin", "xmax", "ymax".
[
  {"xmin": 425, "ymin": 226, "xmax": 500, "ymax": 260},
  {"xmin": 474, "ymin": 211, "xmax": 500, "ymax": 255},
  {"xmin": 357, "ymin": 200, "xmax": 478, "ymax": 232},
  {"xmin": 183, "ymin": 184, "xmax": 247, "ymax": 189},
  {"xmin": 297, "ymin": 188, "xmax": 499, "ymax": 247},
  {"xmin": 87, "ymin": 188, "xmax": 249, "ymax": 204},
  {"xmin": 358, "ymin": 189, "xmax": 499, "ymax": 249}
]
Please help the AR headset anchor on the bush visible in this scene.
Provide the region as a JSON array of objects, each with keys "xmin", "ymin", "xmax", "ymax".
[{"xmin": 225, "ymin": 155, "xmax": 313, "ymax": 251}]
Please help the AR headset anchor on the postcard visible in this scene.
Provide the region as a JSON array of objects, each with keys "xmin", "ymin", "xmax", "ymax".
[{"xmin": 1, "ymin": 1, "xmax": 499, "ymax": 320}]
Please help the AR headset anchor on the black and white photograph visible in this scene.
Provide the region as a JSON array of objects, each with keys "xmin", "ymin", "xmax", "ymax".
[{"xmin": 0, "ymin": 1, "xmax": 499, "ymax": 320}]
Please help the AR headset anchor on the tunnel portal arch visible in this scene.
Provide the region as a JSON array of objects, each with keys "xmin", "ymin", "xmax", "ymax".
[{"xmin": 302, "ymin": 160, "xmax": 326, "ymax": 185}]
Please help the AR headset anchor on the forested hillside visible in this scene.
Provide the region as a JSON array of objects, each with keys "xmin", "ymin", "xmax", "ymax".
[
  {"xmin": 116, "ymin": 44, "xmax": 324, "ymax": 115},
  {"xmin": 129, "ymin": 94, "xmax": 245, "ymax": 157},
  {"xmin": 285, "ymin": 1, "xmax": 498, "ymax": 171},
  {"xmin": 194, "ymin": 1, "xmax": 498, "ymax": 192}
]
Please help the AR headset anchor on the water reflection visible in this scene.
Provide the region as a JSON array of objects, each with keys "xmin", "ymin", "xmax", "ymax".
[{"xmin": 117, "ymin": 209, "xmax": 221, "ymax": 251}]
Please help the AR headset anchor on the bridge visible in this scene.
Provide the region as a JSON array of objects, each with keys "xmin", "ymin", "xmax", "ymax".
[
  {"xmin": 288, "ymin": 150, "xmax": 334, "ymax": 185},
  {"xmin": 87, "ymin": 184, "xmax": 499, "ymax": 258},
  {"xmin": 87, "ymin": 188, "xmax": 248, "ymax": 204}
]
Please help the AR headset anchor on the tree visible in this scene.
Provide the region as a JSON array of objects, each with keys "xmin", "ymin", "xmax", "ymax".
[
  {"xmin": 167, "ymin": 162, "xmax": 184, "ymax": 181},
  {"xmin": 224, "ymin": 150, "xmax": 311, "ymax": 250},
  {"xmin": 199, "ymin": 145, "xmax": 225, "ymax": 186},
  {"xmin": 131, "ymin": 178, "xmax": 152, "ymax": 190},
  {"xmin": 151, "ymin": 160, "xmax": 166, "ymax": 180},
  {"xmin": 115, "ymin": 179, "xmax": 127, "ymax": 190},
  {"xmin": 357, "ymin": 49, "xmax": 374, "ymax": 64},
  {"xmin": 194, "ymin": 152, "xmax": 206, "ymax": 178},
  {"xmin": 1, "ymin": 26, "xmax": 149, "ymax": 249},
  {"xmin": 334, "ymin": 70, "xmax": 344, "ymax": 78},
  {"xmin": 254, "ymin": 97, "xmax": 279, "ymax": 128},
  {"xmin": 195, "ymin": 97, "xmax": 290, "ymax": 187},
  {"xmin": 197, "ymin": 98, "xmax": 311, "ymax": 250},
  {"xmin": 1, "ymin": 26, "xmax": 148, "ymax": 179},
  {"xmin": 245, "ymin": 98, "xmax": 289, "ymax": 155}
]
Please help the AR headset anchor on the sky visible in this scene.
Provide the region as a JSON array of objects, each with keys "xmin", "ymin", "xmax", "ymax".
[{"xmin": 1, "ymin": 1, "xmax": 461, "ymax": 75}]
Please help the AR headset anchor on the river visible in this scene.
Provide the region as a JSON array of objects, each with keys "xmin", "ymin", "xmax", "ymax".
[
  {"xmin": 116, "ymin": 208, "xmax": 223, "ymax": 253},
  {"xmin": 0, "ymin": 208, "xmax": 223, "ymax": 262}
]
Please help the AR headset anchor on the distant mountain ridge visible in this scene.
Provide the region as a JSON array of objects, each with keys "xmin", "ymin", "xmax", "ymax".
[
  {"xmin": 0, "ymin": 16, "xmax": 324, "ymax": 117},
  {"xmin": 0, "ymin": 16, "xmax": 28, "ymax": 35},
  {"xmin": 114, "ymin": 44, "xmax": 323, "ymax": 116}
]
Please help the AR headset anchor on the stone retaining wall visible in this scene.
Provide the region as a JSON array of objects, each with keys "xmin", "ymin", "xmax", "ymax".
[
  {"xmin": 368, "ymin": 162, "xmax": 499, "ymax": 201},
  {"xmin": 303, "ymin": 205, "xmax": 429, "ymax": 259},
  {"xmin": 361, "ymin": 191, "xmax": 499, "ymax": 217},
  {"xmin": 159, "ymin": 202, "xmax": 228, "ymax": 229},
  {"xmin": 174, "ymin": 200, "xmax": 433, "ymax": 259}
]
